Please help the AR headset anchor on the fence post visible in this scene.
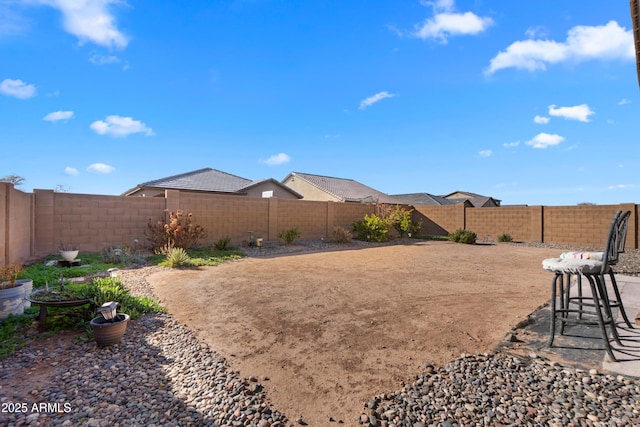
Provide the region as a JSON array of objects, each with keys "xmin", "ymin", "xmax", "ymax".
[{"xmin": 530, "ymin": 205, "xmax": 544, "ymax": 243}]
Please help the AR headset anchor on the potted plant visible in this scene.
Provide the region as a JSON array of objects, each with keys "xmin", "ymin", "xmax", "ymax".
[
  {"xmin": 59, "ymin": 242, "xmax": 79, "ymax": 262},
  {"xmin": 0, "ymin": 263, "xmax": 26, "ymax": 320},
  {"xmin": 90, "ymin": 301, "xmax": 130, "ymax": 346}
]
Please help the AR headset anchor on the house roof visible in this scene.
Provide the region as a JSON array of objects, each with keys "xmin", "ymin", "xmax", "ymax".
[
  {"xmin": 391, "ymin": 193, "xmax": 459, "ymax": 206},
  {"xmin": 123, "ymin": 168, "xmax": 302, "ymax": 198},
  {"xmin": 284, "ymin": 172, "xmax": 401, "ymax": 204},
  {"xmin": 122, "ymin": 168, "xmax": 252, "ymax": 195}
]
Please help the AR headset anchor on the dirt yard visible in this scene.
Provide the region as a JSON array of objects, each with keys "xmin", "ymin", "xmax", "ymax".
[{"xmin": 148, "ymin": 241, "xmax": 561, "ymax": 425}]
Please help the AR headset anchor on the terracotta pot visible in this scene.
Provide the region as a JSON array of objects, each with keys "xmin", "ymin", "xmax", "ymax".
[{"xmin": 90, "ymin": 313, "xmax": 130, "ymax": 346}]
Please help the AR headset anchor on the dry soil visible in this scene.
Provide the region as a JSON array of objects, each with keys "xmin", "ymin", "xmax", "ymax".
[{"xmin": 148, "ymin": 241, "xmax": 561, "ymax": 425}]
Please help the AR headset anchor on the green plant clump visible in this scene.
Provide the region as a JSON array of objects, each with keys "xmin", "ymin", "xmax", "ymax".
[
  {"xmin": 82, "ymin": 277, "xmax": 164, "ymax": 320},
  {"xmin": 449, "ymin": 229, "xmax": 477, "ymax": 244},
  {"xmin": 353, "ymin": 214, "xmax": 390, "ymax": 242},
  {"xmin": 497, "ymin": 233, "xmax": 513, "ymax": 243},
  {"xmin": 279, "ymin": 227, "xmax": 301, "ymax": 245},
  {"xmin": 214, "ymin": 236, "xmax": 232, "ymax": 251},
  {"xmin": 164, "ymin": 247, "xmax": 191, "ymax": 268},
  {"xmin": 390, "ymin": 205, "xmax": 422, "ymax": 238}
]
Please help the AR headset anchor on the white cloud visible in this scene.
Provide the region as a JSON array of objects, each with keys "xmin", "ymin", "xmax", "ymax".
[
  {"xmin": 618, "ymin": 98, "xmax": 631, "ymax": 105},
  {"xmin": 43, "ymin": 110, "xmax": 74, "ymax": 122},
  {"xmin": 261, "ymin": 153, "xmax": 291, "ymax": 166},
  {"xmin": 64, "ymin": 166, "xmax": 79, "ymax": 175},
  {"xmin": 607, "ymin": 184, "xmax": 637, "ymax": 190},
  {"xmin": 0, "ymin": 78, "xmax": 36, "ymax": 99},
  {"xmin": 533, "ymin": 115, "xmax": 549, "ymax": 124},
  {"xmin": 37, "ymin": 0, "xmax": 129, "ymax": 49},
  {"xmin": 486, "ymin": 21, "xmax": 634, "ymax": 74},
  {"xmin": 503, "ymin": 141, "xmax": 520, "ymax": 148},
  {"xmin": 548, "ymin": 104, "xmax": 594, "ymax": 122},
  {"xmin": 90, "ymin": 115, "xmax": 154, "ymax": 137},
  {"xmin": 87, "ymin": 163, "xmax": 115, "ymax": 174},
  {"xmin": 479, "ymin": 149, "xmax": 492, "ymax": 157},
  {"xmin": 359, "ymin": 91, "xmax": 395, "ymax": 110},
  {"xmin": 89, "ymin": 53, "xmax": 121, "ymax": 65},
  {"xmin": 525, "ymin": 132, "xmax": 565, "ymax": 149},
  {"xmin": 413, "ymin": 0, "xmax": 493, "ymax": 42}
]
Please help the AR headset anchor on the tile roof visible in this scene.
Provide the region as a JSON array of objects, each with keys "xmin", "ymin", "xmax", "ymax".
[
  {"xmin": 286, "ymin": 172, "xmax": 401, "ymax": 204},
  {"xmin": 391, "ymin": 193, "xmax": 459, "ymax": 206},
  {"xmin": 126, "ymin": 168, "xmax": 252, "ymax": 194}
]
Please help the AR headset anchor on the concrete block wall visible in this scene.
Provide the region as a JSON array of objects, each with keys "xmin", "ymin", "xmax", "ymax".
[
  {"xmin": 1, "ymin": 183, "xmax": 33, "ymax": 265},
  {"xmin": 413, "ymin": 204, "xmax": 465, "ymax": 236},
  {"xmin": 1, "ymin": 182, "xmax": 638, "ymax": 266},
  {"xmin": 466, "ymin": 206, "xmax": 532, "ymax": 242}
]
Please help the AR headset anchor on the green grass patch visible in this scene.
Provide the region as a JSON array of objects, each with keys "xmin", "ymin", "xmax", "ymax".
[{"xmin": 150, "ymin": 246, "xmax": 245, "ymax": 267}]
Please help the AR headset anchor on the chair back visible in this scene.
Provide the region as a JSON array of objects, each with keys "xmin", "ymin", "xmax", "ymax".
[
  {"xmin": 615, "ymin": 210, "xmax": 631, "ymax": 256},
  {"xmin": 601, "ymin": 210, "xmax": 622, "ymax": 272}
]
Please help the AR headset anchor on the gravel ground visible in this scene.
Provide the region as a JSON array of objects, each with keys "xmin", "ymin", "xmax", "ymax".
[{"xmin": 1, "ymin": 239, "xmax": 639, "ymax": 426}]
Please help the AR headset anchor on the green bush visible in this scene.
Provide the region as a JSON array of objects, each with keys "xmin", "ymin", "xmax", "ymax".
[
  {"xmin": 279, "ymin": 227, "xmax": 301, "ymax": 245},
  {"xmin": 497, "ymin": 233, "xmax": 513, "ymax": 242},
  {"xmin": 353, "ymin": 214, "xmax": 391, "ymax": 242},
  {"xmin": 449, "ymin": 229, "xmax": 477, "ymax": 244},
  {"xmin": 390, "ymin": 205, "xmax": 422, "ymax": 238},
  {"xmin": 101, "ymin": 245, "xmax": 145, "ymax": 265},
  {"xmin": 81, "ymin": 277, "xmax": 164, "ymax": 320},
  {"xmin": 214, "ymin": 236, "xmax": 232, "ymax": 251},
  {"xmin": 164, "ymin": 247, "xmax": 191, "ymax": 268}
]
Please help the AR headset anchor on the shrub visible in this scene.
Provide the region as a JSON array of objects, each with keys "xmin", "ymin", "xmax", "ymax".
[
  {"xmin": 332, "ymin": 225, "xmax": 352, "ymax": 243},
  {"xmin": 390, "ymin": 205, "xmax": 422, "ymax": 238},
  {"xmin": 449, "ymin": 229, "xmax": 477, "ymax": 244},
  {"xmin": 353, "ymin": 214, "xmax": 391, "ymax": 242},
  {"xmin": 101, "ymin": 245, "xmax": 145, "ymax": 265},
  {"xmin": 497, "ymin": 233, "xmax": 513, "ymax": 243},
  {"xmin": 164, "ymin": 247, "xmax": 191, "ymax": 268},
  {"xmin": 214, "ymin": 236, "xmax": 232, "ymax": 251},
  {"xmin": 81, "ymin": 277, "xmax": 164, "ymax": 320},
  {"xmin": 145, "ymin": 209, "xmax": 207, "ymax": 253},
  {"xmin": 279, "ymin": 227, "xmax": 301, "ymax": 245}
]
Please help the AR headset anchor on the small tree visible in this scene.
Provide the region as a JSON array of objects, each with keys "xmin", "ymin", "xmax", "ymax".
[
  {"xmin": 390, "ymin": 205, "xmax": 421, "ymax": 238},
  {"xmin": 0, "ymin": 175, "xmax": 25, "ymax": 187}
]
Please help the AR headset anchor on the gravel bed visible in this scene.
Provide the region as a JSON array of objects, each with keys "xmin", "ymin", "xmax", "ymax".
[{"xmin": 1, "ymin": 239, "xmax": 639, "ymax": 426}]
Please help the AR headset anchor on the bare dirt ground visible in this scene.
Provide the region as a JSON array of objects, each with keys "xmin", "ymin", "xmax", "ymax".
[{"xmin": 148, "ymin": 241, "xmax": 561, "ymax": 425}]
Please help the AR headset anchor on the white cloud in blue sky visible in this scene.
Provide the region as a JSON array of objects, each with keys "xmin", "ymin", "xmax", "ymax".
[
  {"xmin": 533, "ymin": 115, "xmax": 550, "ymax": 124},
  {"xmin": 359, "ymin": 91, "xmax": 395, "ymax": 110},
  {"xmin": 64, "ymin": 166, "xmax": 79, "ymax": 176},
  {"xmin": 0, "ymin": 78, "xmax": 36, "ymax": 99},
  {"xmin": 90, "ymin": 115, "xmax": 155, "ymax": 137},
  {"xmin": 548, "ymin": 104, "xmax": 594, "ymax": 122},
  {"xmin": 87, "ymin": 163, "xmax": 115, "ymax": 174},
  {"xmin": 525, "ymin": 133, "xmax": 565, "ymax": 149},
  {"xmin": 487, "ymin": 20, "xmax": 634, "ymax": 74},
  {"xmin": 503, "ymin": 141, "xmax": 520, "ymax": 148},
  {"xmin": 44, "ymin": 110, "xmax": 74, "ymax": 122},
  {"xmin": 261, "ymin": 153, "xmax": 291, "ymax": 166},
  {"xmin": 413, "ymin": 0, "xmax": 493, "ymax": 42},
  {"xmin": 36, "ymin": 0, "xmax": 129, "ymax": 49},
  {"xmin": 479, "ymin": 150, "xmax": 492, "ymax": 157}
]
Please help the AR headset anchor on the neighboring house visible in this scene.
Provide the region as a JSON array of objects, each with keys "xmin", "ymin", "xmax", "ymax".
[
  {"xmin": 123, "ymin": 168, "xmax": 302, "ymax": 199},
  {"xmin": 391, "ymin": 193, "xmax": 463, "ymax": 206},
  {"xmin": 442, "ymin": 191, "xmax": 501, "ymax": 207},
  {"xmin": 392, "ymin": 191, "xmax": 499, "ymax": 207},
  {"xmin": 281, "ymin": 172, "xmax": 401, "ymax": 204}
]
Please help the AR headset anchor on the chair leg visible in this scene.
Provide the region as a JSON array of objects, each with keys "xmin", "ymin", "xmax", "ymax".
[
  {"xmin": 548, "ymin": 273, "xmax": 559, "ymax": 347},
  {"xmin": 585, "ymin": 274, "xmax": 618, "ymax": 362},
  {"xmin": 608, "ymin": 271, "xmax": 634, "ymax": 328}
]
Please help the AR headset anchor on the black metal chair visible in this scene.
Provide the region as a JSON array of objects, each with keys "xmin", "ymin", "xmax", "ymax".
[{"xmin": 542, "ymin": 210, "xmax": 630, "ymax": 361}]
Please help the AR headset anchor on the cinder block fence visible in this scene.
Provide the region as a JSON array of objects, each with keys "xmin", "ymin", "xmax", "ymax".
[{"xmin": 1, "ymin": 182, "xmax": 637, "ymax": 266}]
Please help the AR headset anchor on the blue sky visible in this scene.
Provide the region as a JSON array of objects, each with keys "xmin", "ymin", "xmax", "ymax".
[{"xmin": 0, "ymin": 0, "xmax": 637, "ymax": 206}]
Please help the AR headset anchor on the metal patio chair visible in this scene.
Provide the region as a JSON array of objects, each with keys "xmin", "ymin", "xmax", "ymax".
[{"xmin": 542, "ymin": 210, "xmax": 630, "ymax": 362}]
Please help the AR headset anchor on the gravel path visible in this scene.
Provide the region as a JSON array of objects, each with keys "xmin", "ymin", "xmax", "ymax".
[{"xmin": 1, "ymin": 240, "xmax": 639, "ymax": 426}]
